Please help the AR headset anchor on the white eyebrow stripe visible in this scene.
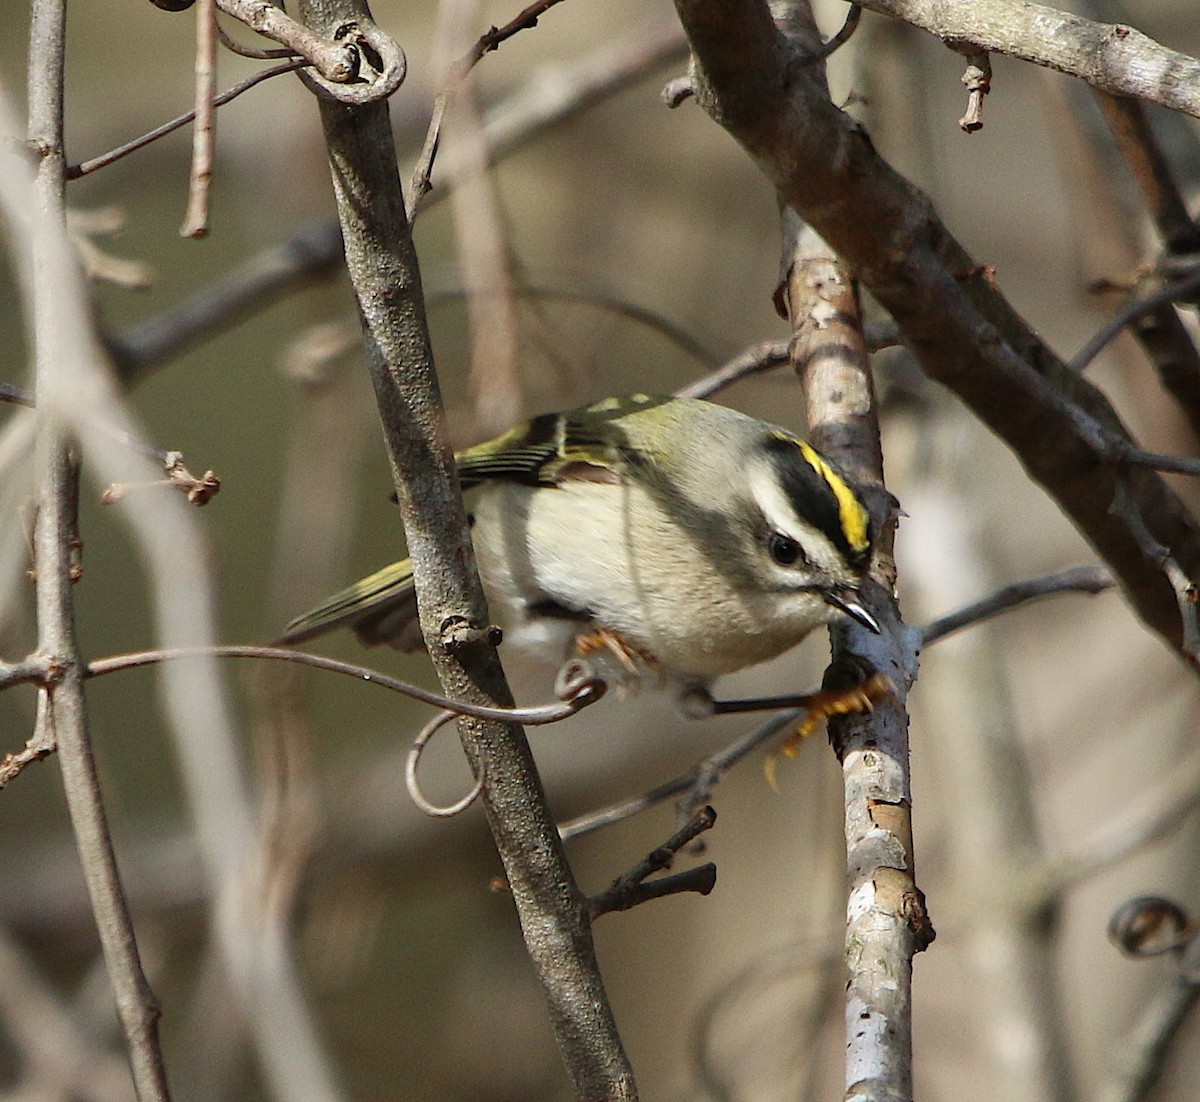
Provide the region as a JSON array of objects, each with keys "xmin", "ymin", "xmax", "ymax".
[{"xmin": 747, "ymin": 463, "xmax": 807, "ymax": 540}]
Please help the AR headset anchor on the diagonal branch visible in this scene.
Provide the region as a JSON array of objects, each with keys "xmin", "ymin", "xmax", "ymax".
[
  {"xmin": 674, "ymin": 0, "xmax": 1200, "ymax": 666},
  {"xmin": 295, "ymin": 0, "xmax": 635, "ymax": 1096}
]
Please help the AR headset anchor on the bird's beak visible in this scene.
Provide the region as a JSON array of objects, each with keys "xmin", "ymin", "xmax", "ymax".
[{"xmin": 826, "ymin": 588, "xmax": 881, "ymax": 634}]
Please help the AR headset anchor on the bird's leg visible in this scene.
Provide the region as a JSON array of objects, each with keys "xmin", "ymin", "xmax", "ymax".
[{"xmin": 693, "ymin": 672, "xmax": 893, "ymax": 752}]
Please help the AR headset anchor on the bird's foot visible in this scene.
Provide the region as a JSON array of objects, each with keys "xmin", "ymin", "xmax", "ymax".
[
  {"xmin": 778, "ymin": 672, "xmax": 893, "ymax": 756},
  {"xmin": 763, "ymin": 673, "xmax": 894, "ymax": 789},
  {"xmin": 571, "ymin": 628, "xmax": 661, "ymax": 691}
]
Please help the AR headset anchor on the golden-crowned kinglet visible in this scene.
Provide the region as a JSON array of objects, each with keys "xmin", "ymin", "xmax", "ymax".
[{"xmin": 281, "ymin": 394, "xmax": 879, "ymax": 691}]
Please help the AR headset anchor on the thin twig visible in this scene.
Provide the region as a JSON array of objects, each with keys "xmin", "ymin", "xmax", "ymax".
[
  {"xmin": 84, "ymin": 643, "xmax": 604, "ymax": 723},
  {"xmin": 675, "ymin": 322, "xmax": 902, "ymax": 401},
  {"xmin": 429, "ymin": 283, "xmax": 722, "ymax": 371},
  {"xmin": 180, "ymin": 0, "xmax": 217, "ymax": 238},
  {"xmin": 1111, "ymin": 481, "xmax": 1200, "ymax": 664},
  {"xmin": 408, "ymin": 0, "xmax": 572, "ymax": 214},
  {"xmin": 587, "ymin": 806, "xmax": 718, "ymax": 919},
  {"xmin": 215, "ymin": 0, "xmax": 357, "ymax": 81},
  {"xmin": 0, "ymin": 384, "xmax": 220, "ymax": 504},
  {"xmin": 69, "ymin": 59, "xmax": 307, "ymax": 179},
  {"xmin": 0, "ymin": 718, "xmax": 58, "ymax": 788},
  {"xmin": 1071, "ymin": 264, "xmax": 1200, "ymax": 372},
  {"xmin": 216, "ymin": 17, "xmax": 297, "ymax": 59},
  {"xmin": 920, "ymin": 565, "xmax": 1115, "ymax": 645},
  {"xmin": 106, "ymin": 23, "xmax": 686, "ymax": 387},
  {"xmin": 804, "ymin": 3, "xmax": 862, "ymax": 65},
  {"xmin": 559, "ymin": 710, "xmax": 801, "ymax": 842}
]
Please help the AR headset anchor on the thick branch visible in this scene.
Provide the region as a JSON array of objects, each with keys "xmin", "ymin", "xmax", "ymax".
[
  {"xmin": 295, "ymin": 0, "xmax": 634, "ymax": 1097},
  {"xmin": 674, "ymin": 0, "xmax": 1200, "ymax": 664}
]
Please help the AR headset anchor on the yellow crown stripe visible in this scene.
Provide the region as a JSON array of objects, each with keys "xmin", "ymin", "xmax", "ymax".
[{"xmin": 796, "ymin": 441, "xmax": 871, "ymax": 554}]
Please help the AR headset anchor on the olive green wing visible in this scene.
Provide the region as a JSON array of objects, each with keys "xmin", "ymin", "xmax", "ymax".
[
  {"xmin": 279, "ymin": 559, "xmax": 423, "ymax": 651},
  {"xmin": 454, "ymin": 403, "xmax": 635, "ymax": 488},
  {"xmin": 279, "ymin": 396, "xmax": 666, "ymax": 649}
]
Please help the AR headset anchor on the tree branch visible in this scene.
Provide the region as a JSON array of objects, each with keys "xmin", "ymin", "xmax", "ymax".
[
  {"xmin": 782, "ymin": 213, "xmax": 928, "ymax": 1102},
  {"xmin": 24, "ymin": 3, "xmax": 172, "ymax": 1096},
  {"xmin": 295, "ymin": 0, "xmax": 635, "ymax": 1096},
  {"xmin": 856, "ymin": 0, "xmax": 1200, "ymax": 119},
  {"xmin": 674, "ymin": 0, "xmax": 1200, "ymax": 666}
]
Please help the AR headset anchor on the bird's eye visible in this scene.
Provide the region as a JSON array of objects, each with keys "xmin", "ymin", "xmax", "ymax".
[{"xmin": 768, "ymin": 532, "xmax": 805, "ymax": 567}]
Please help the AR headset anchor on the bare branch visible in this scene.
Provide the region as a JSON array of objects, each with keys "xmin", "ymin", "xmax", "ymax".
[
  {"xmin": 180, "ymin": 0, "xmax": 217, "ymax": 238},
  {"xmin": 559, "ymin": 709, "xmax": 801, "ymax": 842},
  {"xmin": 784, "ymin": 216, "xmax": 928, "ymax": 1101},
  {"xmin": 1071, "ymin": 265, "xmax": 1200, "ymax": 373},
  {"xmin": 105, "ymin": 22, "xmax": 686, "ymax": 386},
  {"xmin": 919, "ymin": 565, "xmax": 1115, "ymax": 645},
  {"xmin": 587, "ymin": 807, "xmax": 718, "ymax": 919},
  {"xmin": 1091, "ymin": 92, "xmax": 1200, "ymax": 256},
  {"xmin": 84, "ymin": 643, "xmax": 604, "ymax": 724},
  {"xmin": 214, "ymin": 0, "xmax": 358, "ymax": 82},
  {"xmin": 295, "ymin": 0, "xmax": 635, "ymax": 1093},
  {"xmin": 23, "ymin": 1, "xmax": 173, "ymax": 1091},
  {"xmin": 856, "ymin": 0, "xmax": 1200, "ymax": 118},
  {"xmin": 69, "ymin": 59, "xmax": 308, "ymax": 179},
  {"xmin": 674, "ymin": 0, "xmax": 1200, "ymax": 664},
  {"xmin": 408, "ymin": 0, "xmax": 572, "ymax": 213}
]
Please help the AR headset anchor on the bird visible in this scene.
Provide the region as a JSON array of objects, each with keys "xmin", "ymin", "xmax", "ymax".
[{"xmin": 280, "ymin": 394, "xmax": 880, "ymax": 703}]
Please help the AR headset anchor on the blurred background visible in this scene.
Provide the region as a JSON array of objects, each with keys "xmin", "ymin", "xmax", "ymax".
[{"xmin": 2, "ymin": 1, "xmax": 1200, "ymax": 1099}]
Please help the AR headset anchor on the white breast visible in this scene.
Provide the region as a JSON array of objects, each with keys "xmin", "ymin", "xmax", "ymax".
[{"xmin": 469, "ymin": 480, "xmax": 833, "ymax": 683}]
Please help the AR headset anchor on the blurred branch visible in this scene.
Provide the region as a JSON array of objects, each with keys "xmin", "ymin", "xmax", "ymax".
[
  {"xmin": 180, "ymin": 0, "xmax": 217, "ymax": 238},
  {"xmin": 0, "ymin": 382, "xmax": 221, "ymax": 503},
  {"xmin": 409, "ymin": 0, "xmax": 571, "ymax": 213},
  {"xmin": 105, "ymin": 21, "xmax": 686, "ymax": 387},
  {"xmin": 1090, "ymin": 92, "xmax": 1200, "ymax": 256},
  {"xmin": 23, "ymin": 4, "xmax": 174, "ymax": 1099},
  {"xmin": 429, "ymin": 283, "xmax": 723, "ymax": 371},
  {"xmin": 1037, "ymin": 64, "xmax": 1200, "ymax": 438},
  {"xmin": 919, "ymin": 565, "xmax": 1115, "ymax": 645},
  {"xmin": 674, "ymin": 0, "xmax": 1200, "ymax": 667},
  {"xmin": 1099, "ymin": 899, "xmax": 1200, "ymax": 1102},
  {"xmin": 433, "ymin": 0, "xmax": 523, "ymax": 433},
  {"xmin": 0, "ymin": 929, "xmax": 134, "ymax": 1102},
  {"xmin": 855, "ymin": 0, "xmax": 1200, "ymax": 118},
  {"xmin": 1050, "ymin": 749, "xmax": 1200, "ymax": 893},
  {"xmin": 296, "ymin": 0, "xmax": 635, "ymax": 1094},
  {"xmin": 1071, "ymin": 264, "xmax": 1200, "ymax": 373},
  {"xmin": 6, "ymin": 52, "xmax": 345, "ymax": 1102}
]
